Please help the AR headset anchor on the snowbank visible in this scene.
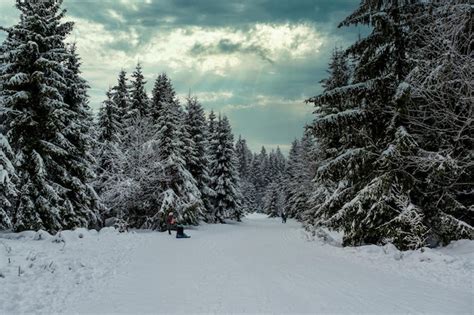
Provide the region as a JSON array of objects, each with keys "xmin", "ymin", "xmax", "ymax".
[
  {"xmin": 304, "ymin": 227, "xmax": 474, "ymax": 289},
  {"xmin": 0, "ymin": 228, "xmax": 139, "ymax": 314}
]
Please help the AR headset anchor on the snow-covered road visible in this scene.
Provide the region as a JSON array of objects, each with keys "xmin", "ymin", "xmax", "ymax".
[{"xmin": 64, "ymin": 214, "xmax": 472, "ymax": 314}]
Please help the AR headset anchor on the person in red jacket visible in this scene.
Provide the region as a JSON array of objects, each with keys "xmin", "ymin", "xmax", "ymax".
[{"xmin": 167, "ymin": 212, "xmax": 176, "ymax": 235}]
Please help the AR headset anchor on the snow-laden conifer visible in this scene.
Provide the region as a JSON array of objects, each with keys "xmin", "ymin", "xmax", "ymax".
[
  {"xmin": 0, "ymin": 0, "xmax": 100, "ymax": 232},
  {"xmin": 209, "ymin": 115, "xmax": 242, "ymax": 222},
  {"xmin": 126, "ymin": 63, "xmax": 149, "ymax": 121},
  {"xmin": 183, "ymin": 95, "xmax": 215, "ymax": 219}
]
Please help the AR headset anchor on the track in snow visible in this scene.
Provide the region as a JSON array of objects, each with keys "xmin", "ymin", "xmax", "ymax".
[{"xmin": 67, "ymin": 214, "xmax": 472, "ymax": 314}]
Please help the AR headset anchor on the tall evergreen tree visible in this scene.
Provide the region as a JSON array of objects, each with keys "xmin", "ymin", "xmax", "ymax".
[
  {"xmin": 209, "ymin": 115, "xmax": 242, "ymax": 222},
  {"xmin": 263, "ymin": 181, "xmax": 284, "ymax": 218},
  {"xmin": 0, "ymin": 0, "xmax": 100, "ymax": 232},
  {"xmin": 304, "ymin": 0, "xmax": 472, "ymax": 249},
  {"xmin": 251, "ymin": 147, "xmax": 271, "ymax": 210},
  {"xmin": 150, "ymin": 73, "xmax": 175, "ymax": 123},
  {"xmin": 208, "ymin": 110, "xmax": 217, "ymax": 136},
  {"xmin": 113, "ymin": 70, "xmax": 130, "ymax": 122},
  {"xmin": 94, "ymin": 88, "xmax": 123, "ymax": 196},
  {"xmin": 127, "ymin": 63, "xmax": 149, "ymax": 120},
  {"xmin": 144, "ymin": 89, "xmax": 203, "ymax": 228},
  {"xmin": 235, "ymin": 136, "xmax": 256, "ymax": 213},
  {"xmin": 183, "ymin": 95, "xmax": 215, "ymax": 219},
  {"xmin": 97, "ymin": 89, "xmax": 122, "ymax": 143},
  {"xmin": 235, "ymin": 136, "xmax": 252, "ymax": 179}
]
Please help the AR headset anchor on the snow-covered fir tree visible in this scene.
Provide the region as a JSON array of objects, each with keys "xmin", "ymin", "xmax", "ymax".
[
  {"xmin": 235, "ymin": 136, "xmax": 256, "ymax": 213},
  {"xmin": 282, "ymin": 135, "xmax": 314, "ymax": 220},
  {"xmin": 97, "ymin": 89, "xmax": 122, "ymax": 143},
  {"xmin": 126, "ymin": 63, "xmax": 149, "ymax": 121},
  {"xmin": 263, "ymin": 181, "xmax": 284, "ymax": 218},
  {"xmin": 249, "ymin": 147, "xmax": 272, "ymax": 211},
  {"xmin": 112, "ymin": 70, "xmax": 131, "ymax": 122},
  {"xmin": 303, "ymin": 48, "xmax": 351, "ymax": 230},
  {"xmin": 183, "ymin": 95, "xmax": 215, "ymax": 220},
  {"xmin": 208, "ymin": 110, "xmax": 217, "ymax": 136},
  {"xmin": 209, "ymin": 115, "xmax": 242, "ymax": 222},
  {"xmin": 150, "ymin": 73, "xmax": 175, "ymax": 123},
  {"xmin": 304, "ymin": 0, "xmax": 473, "ymax": 249},
  {"xmin": 144, "ymin": 84, "xmax": 203, "ymax": 229},
  {"xmin": 235, "ymin": 136, "xmax": 252, "ymax": 180},
  {"xmin": 61, "ymin": 41, "xmax": 102, "ymax": 228},
  {"xmin": 0, "ymin": 0, "xmax": 100, "ymax": 232},
  {"xmin": 94, "ymin": 88, "xmax": 123, "ymax": 196}
]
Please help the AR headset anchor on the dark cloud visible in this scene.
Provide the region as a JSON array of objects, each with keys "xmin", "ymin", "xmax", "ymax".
[
  {"xmin": 64, "ymin": 0, "xmax": 359, "ymax": 32},
  {"xmin": 2, "ymin": 0, "xmax": 363, "ymax": 153},
  {"xmin": 190, "ymin": 39, "xmax": 274, "ymax": 64}
]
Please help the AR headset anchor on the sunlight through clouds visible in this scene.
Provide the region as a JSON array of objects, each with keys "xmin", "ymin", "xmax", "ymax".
[{"xmin": 0, "ymin": 0, "xmax": 361, "ymax": 152}]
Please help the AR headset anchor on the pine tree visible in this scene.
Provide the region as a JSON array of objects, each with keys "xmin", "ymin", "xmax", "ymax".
[
  {"xmin": 94, "ymin": 88, "xmax": 123, "ymax": 195},
  {"xmin": 209, "ymin": 115, "xmax": 242, "ymax": 222},
  {"xmin": 127, "ymin": 63, "xmax": 149, "ymax": 120},
  {"xmin": 304, "ymin": 0, "xmax": 471, "ymax": 249},
  {"xmin": 150, "ymin": 73, "xmax": 176, "ymax": 123},
  {"xmin": 235, "ymin": 136, "xmax": 255, "ymax": 213},
  {"xmin": 0, "ymin": 0, "xmax": 100, "ymax": 232},
  {"xmin": 144, "ymin": 89, "xmax": 203, "ymax": 229},
  {"xmin": 304, "ymin": 48, "xmax": 351, "ymax": 230},
  {"xmin": 252, "ymin": 146, "xmax": 271, "ymax": 210},
  {"xmin": 248, "ymin": 152, "xmax": 262, "ymax": 211},
  {"xmin": 97, "ymin": 89, "xmax": 122, "ymax": 143},
  {"xmin": 274, "ymin": 147, "xmax": 287, "ymax": 176},
  {"xmin": 235, "ymin": 136, "xmax": 252, "ymax": 180},
  {"xmin": 61, "ymin": 41, "xmax": 102, "ymax": 229},
  {"xmin": 113, "ymin": 70, "xmax": 130, "ymax": 122},
  {"xmin": 263, "ymin": 181, "xmax": 284, "ymax": 218},
  {"xmin": 208, "ymin": 110, "xmax": 217, "ymax": 135},
  {"xmin": 283, "ymin": 140, "xmax": 303, "ymax": 219},
  {"xmin": 183, "ymin": 95, "xmax": 215, "ymax": 219}
]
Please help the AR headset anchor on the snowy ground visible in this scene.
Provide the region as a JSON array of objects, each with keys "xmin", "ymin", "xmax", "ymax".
[{"xmin": 0, "ymin": 213, "xmax": 472, "ymax": 314}]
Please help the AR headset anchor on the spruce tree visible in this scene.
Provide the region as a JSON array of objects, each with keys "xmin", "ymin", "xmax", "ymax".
[
  {"xmin": 263, "ymin": 181, "xmax": 284, "ymax": 218},
  {"xmin": 97, "ymin": 89, "xmax": 122, "ymax": 143},
  {"xmin": 235, "ymin": 136, "xmax": 256, "ymax": 213},
  {"xmin": 305, "ymin": 0, "xmax": 459, "ymax": 249},
  {"xmin": 0, "ymin": 0, "xmax": 100, "ymax": 232},
  {"xmin": 150, "ymin": 73, "xmax": 175, "ymax": 123},
  {"xmin": 127, "ymin": 63, "xmax": 149, "ymax": 120},
  {"xmin": 183, "ymin": 95, "xmax": 215, "ymax": 219},
  {"xmin": 252, "ymin": 147, "xmax": 271, "ymax": 210},
  {"xmin": 235, "ymin": 136, "xmax": 252, "ymax": 180},
  {"xmin": 113, "ymin": 70, "xmax": 131, "ymax": 122},
  {"xmin": 144, "ymin": 90, "xmax": 203, "ymax": 228},
  {"xmin": 94, "ymin": 89, "xmax": 123, "ymax": 196},
  {"xmin": 209, "ymin": 115, "xmax": 242, "ymax": 222}
]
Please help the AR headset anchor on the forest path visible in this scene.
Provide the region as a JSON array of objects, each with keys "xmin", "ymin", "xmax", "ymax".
[{"xmin": 68, "ymin": 214, "xmax": 472, "ymax": 314}]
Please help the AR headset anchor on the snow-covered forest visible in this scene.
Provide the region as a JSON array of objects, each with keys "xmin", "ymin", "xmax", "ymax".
[{"xmin": 0, "ymin": 0, "xmax": 473, "ymax": 313}]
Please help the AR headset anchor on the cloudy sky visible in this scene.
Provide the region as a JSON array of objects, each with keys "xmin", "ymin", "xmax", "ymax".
[{"xmin": 0, "ymin": 0, "xmax": 362, "ymax": 153}]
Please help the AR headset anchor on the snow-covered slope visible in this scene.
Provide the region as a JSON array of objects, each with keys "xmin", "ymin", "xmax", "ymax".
[{"xmin": 1, "ymin": 214, "xmax": 472, "ymax": 314}]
